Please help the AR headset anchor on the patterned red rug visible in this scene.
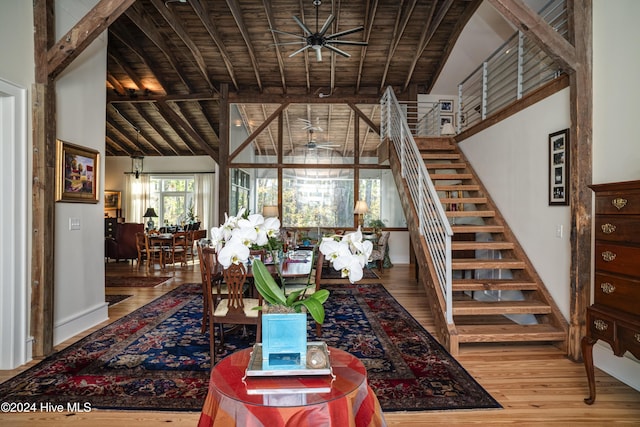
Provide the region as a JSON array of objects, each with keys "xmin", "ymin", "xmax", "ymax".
[
  {"xmin": 321, "ymin": 266, "xmax": 379, "ymax": 279},
  {"xmin": 105, "ymin": 276, "xmax": 171, "ymax": 287},
  {"xmin": 0, "ymin": 283, "xmax": 500, "ymax": 412},
  {"xmin": 105, "ymin": 294, "xmax": 132, "ymax": 307}
]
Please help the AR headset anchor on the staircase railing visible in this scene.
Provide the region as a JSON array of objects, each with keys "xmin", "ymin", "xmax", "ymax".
[{"xmin": 381, "ymin": 87, "xmax": 454, "ymax": 323}]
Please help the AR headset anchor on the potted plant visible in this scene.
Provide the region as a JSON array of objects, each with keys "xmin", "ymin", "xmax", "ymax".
[{"xmin": 368, "ymin": 218, "xmax": 386, "ymax": 238}]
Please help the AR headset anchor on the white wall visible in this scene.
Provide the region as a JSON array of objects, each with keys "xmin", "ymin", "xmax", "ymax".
[
  {"xmin": 591, "ymin": 0, "xmax": 640, "ymax": 391},
  {"xmin": 53, "ymin": 0, "xmax": 109, "ymax": 344},
  {"xmin": 459, "ymin": 89, "xmax": 572, "ymax": 320}
]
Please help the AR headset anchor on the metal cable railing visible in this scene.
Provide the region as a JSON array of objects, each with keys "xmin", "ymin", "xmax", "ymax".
[
  {"xmin": 381, "ymin": 87, "xmax": 453, "ymax": 323},
  {"xmin": 458, "ymin": 0, "xmax": 568, "ymax": 131}
]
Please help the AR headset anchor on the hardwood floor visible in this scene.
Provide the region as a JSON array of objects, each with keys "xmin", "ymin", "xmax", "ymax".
[{"xmin": 1, "ymin": 261, "xmax": 638, "ymax": 426}]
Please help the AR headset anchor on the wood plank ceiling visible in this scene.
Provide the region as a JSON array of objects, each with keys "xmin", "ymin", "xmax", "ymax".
[{"xmin": 106, "ymin": 0, "xmax": 481, "ymax": 163}]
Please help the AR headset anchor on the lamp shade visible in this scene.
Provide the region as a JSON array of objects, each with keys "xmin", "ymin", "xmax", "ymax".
[
  {"xmin": 262, "ymin": 205, "xmax": 279, "ymax": 217},
  {"xmin": 441, "ymin": 122, "xmax": 456, "ymax": 136},
  {"xmin": 143, "ymin": 208, "xmax": 158, "ymax": 218},
  {"xmin": 354, "ymin": 200, "xmax": 369, "ymax": 214}
]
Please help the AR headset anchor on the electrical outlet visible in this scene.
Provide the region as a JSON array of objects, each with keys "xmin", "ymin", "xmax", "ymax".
[{"xmin": 555, "ymin": 224, "xmax": 563, "ymax": 238}]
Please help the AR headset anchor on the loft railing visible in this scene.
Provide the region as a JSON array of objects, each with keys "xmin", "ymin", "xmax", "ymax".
[
  {"xmin": 457, "ymin": 0, "xmax": 568, "ymax": 131},
  {"xmin": 381, "ymin": 87, "xmax": 454, "ymax": 323}
]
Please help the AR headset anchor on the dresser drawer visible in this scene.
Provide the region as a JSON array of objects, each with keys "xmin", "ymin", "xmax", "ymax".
[
  {"xmin": 594, "ymin": 215, "xmax": 640, "ymax": 243},
  {"xmin": 594, "ymin": 273, "xmax": 640, "ymax": 315},
  {"xmin": 617, "ymin": 322, "xmax": 640, "ymax": 360},
  {"xmin": 594, "ymin": 190, "xmax": 640, "ymax": 215},
  {"xmin": 586, "ymin": 308, "xmax": 615, "ymax": 343},
  {"xmin": 595, "ymin": 242, "xmax": 640, "ymax": 276}
]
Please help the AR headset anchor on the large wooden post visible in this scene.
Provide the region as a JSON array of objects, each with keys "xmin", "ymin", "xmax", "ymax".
[{"xmin": 218, "ymin": 83, "xmax": 230, "ymax": 220}]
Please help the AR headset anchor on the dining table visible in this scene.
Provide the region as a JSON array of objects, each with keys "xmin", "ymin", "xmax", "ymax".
[{"xmin": 148, "ymin": 232, "xmax": 187, "ymax": 270}]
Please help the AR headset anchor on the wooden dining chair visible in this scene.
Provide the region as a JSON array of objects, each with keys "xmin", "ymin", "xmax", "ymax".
[
  {"xmin": 208, "ymin": 263, "xmax": 262, "ymax": 362},
  {"xmin": 143, "ymin": 231, "xmax": 163, "ymax": 271},
  {"xmin": 197, "ymin": 241, "xmax": 224, "ymax": 334},
  {"xmin": 369, "ymin": 231, "xmax": 390, "ymax": 272},
  {"xmin": 134, "ymin": 232, "xmax": 147, "ymax": 270},
  {"xmin": 163, "ymin": 231, "xmax": 188, "ymax": 270}
]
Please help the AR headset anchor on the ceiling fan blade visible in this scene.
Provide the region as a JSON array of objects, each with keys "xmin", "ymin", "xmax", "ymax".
[
  {"xmin": 270, "ymin": 29, "xmax": 307, "ymax": 40},
  {"xmin": 292, "ymin": 15, "xmax": 312, "ymax": 36},
  {"xmin": 289, "ymin": 44, "xmax": 311, "ymax": 58},
  {"xmin": 316, "ymin": 146, "xmax": 336, "ymax": 150},
  {"xmin": 319, "ymin": 14, "xmax": 335, "ymax": 36},
  {"xmin": 325, "ymin": 40, "xmax": 368, "ymax": 46},
  {"xmin": 324, "ymin": 44, "xmax": 351, "ymax": 58},
  {"xmin": 326, "ymin": 26, "xmax": 365, "ymax": 40}
]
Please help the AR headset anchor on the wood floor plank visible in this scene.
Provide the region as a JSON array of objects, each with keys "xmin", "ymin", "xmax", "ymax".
[{"xmin": 0, "ymin": 261, "xmax": 638, "ymax": 426}]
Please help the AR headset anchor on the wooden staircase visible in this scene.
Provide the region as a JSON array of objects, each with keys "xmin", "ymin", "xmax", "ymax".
[{"xmin": 398, "ymin": 136, "xmax": 568, "ymax": 353}]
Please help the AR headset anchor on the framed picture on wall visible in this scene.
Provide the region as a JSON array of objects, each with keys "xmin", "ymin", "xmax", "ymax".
[
  {"xmin": 55, "ymin": 139, "xmax": 100, "ymax": 203},
  {"xmin": 439, "ymin": 99, "xmax": 453, "ymax": 113},
  {"xmin": 548, "ymin": 129, "xmax": 570, "ymax": 206}
]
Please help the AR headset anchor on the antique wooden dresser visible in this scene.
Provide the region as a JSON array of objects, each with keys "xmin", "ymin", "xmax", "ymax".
[{"xmin": 582, "ymin": 180, "xmax": 640, "ymax": 404}]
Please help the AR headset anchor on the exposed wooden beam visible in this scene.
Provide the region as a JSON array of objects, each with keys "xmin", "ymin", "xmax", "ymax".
[
  {"xmin": 225, "ymin": 0, "xmax": 264, "ymax": 92},
  {"xmin": 348, "ymin": 102, "xmax": 380, "ymax": 135},
  {"xmin": 379, "ymin": 0, "xmax": 418, "ymax": 92},
  {"xmin": 107, "ymin": 106, "xmax": 165, "ymax": 156},
  {"xmin": 355, "ymin": 0, "xmax": 378, "ymax": 92},
  {"xmin": 132, "ymin": 104, "xmax": 182, "ymax": 156},
  {"xmin": 567, "ymin": 0, "xmax": 592, "ymax": 362},
  {"xmin": 149, "ymin": 0, "xmax": 216, "ymax": 92},
  {"xmin": 191, "ymin": 0, "xmax": 239, "ymax": 91},
  {"xmin": 124, "ymin": 2, "xmax": 197, "ymax": 92},
  {"xmin": 175, "ymin": 101, "xmax": 221, "ymax": 160},
  {"xmin": 262, "ymin": 0, "xmax": 288, "ymax": 93},
  {"xmin": 107, "ymin": 52, "xmax": 145, "ymax": 92},
  {"xmin": 402, "ymin": 0, "xmax": 452, "ymax": 92},
  {"xmin": 156, "ymin": 101, "xmax": 219, "ymax": 159},
  {"xmin": 230, "ymin": 103, "xmax": 290, "ymax": 160},
  {"xmin": 106, "ymin": 71, "xmax": 126, "ymax": 96},
  {"xmin": 487, "ymin": 0, "xmax": 578, "ymax": 72},
  {"xmin": 47, "ymin": 0, "xmax": 135, "ymax": 80},
  {"xmin": 108, "ymin": 92, "xmax": 219, "ymax": 103},
  {"xmin": 32, "ymin": 0, "xmax": 56, "ymax": 359}
]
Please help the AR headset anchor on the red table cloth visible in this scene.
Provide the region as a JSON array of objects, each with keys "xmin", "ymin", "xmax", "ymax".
[{"xmin": 198, "ymin": 346, "xmax": 386, "ymax": 427}]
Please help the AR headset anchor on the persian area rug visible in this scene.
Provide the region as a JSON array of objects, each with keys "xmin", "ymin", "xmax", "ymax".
[
  {"xmin": 105, "ymin": 294, "xmax": 132, "ymax": 307},
  {"xmin": 321, "ymin": 266, "xmax": 379, "ymax": 280},
  {"xmin": 0, "ymin": 284, "xmax": 500, "ymax": 412},
  {"xmin": 105, "ymin": 276, "xmax": 171, "ymax": 287}
]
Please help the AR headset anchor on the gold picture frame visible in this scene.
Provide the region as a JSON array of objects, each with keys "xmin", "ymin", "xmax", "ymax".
[
  {"xmin": 56, "ymin": 139, "xmax": 100, "ymax": 203},
  {"xmin": 104, "ymin": 190, "xmax": 121, "ymax": 210}
]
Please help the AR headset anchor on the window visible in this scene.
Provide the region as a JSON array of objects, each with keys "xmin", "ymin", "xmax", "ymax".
[
  {"xmin": 359, "ymin": 169, "xmax": 406, "ymax": 228},
  {"xmin": 149, "ymin": 176, "xmax": 195, "ymax": 227},
  {"xmin": 230, "ymin": 169, "xmax": 250, "ymax": 216}
]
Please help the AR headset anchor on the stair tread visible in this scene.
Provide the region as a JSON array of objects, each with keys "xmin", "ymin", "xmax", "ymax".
[
  {"xmin": 446, "ymin": 210, "xmax": 495, "ymax": 217},
  {"xmin": 425, "ymin": 162, "xmax": 467, "ymax": 169},
  {"xmin": 441, "ymin": 197, "xmax": 487, "ymax": 204},
  {"xmin": 451, "ymin": 241, "xmax": 515, "ymax": 250},
  {"xmin": 453, "ymin": 299, "xmax": 552, "ymax": 315},
  {"xmin": 451, "ymin": 258, "xmax": 526, "ymax": 269},
  {"xmin": 422, "ymin": 153, "xmax": 461, "ymax": 159},
  {"xmin": 452, "ymin": 225, "xmax": 504, "ymax": 233},
  {"xmin": 456, "ymin": 324, "xmax": 566, "ymax": 342},
  {"xmin": 432, "ymin": 173, "xmax": 474, "ymax": 180},
  {"xmin": 435, "ymin": 184, "xmax": 480, "ymax": 191},
  {"xmin": 452, "ymin": 279, "xmax": 538, "ymax": 291}
]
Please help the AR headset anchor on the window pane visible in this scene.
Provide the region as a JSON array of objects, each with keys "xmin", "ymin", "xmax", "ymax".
[
  {"xmin": 255, "ymin": 168, "xmax": 278, "ymax": 216},
  {"xmin": 282, "ymin": 169, "xmax": 354, "ymax": 227},
  {"xmin": 359, "ymin": 169, "xmax": 406, "ymax": 228}
]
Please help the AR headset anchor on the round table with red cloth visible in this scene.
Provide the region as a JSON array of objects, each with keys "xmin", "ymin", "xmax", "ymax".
[{"xmin": 198, "ymin": 346, "xmax": 386, "ymax": 427}]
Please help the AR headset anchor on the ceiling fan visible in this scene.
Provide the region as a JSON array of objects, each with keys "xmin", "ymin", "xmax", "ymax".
[
  {"xmin": 271, "ymin": 0, "xmax": 368, "ymax": 62},
  {"xmin": 302, "ymin": 129, "xmax": 340, "ymax": 150},
  {"xmin": 298, "ymin": 117, "xmax": 323, "ymax": 132}
]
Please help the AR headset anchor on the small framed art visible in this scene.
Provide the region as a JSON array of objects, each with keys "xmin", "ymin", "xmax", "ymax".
[
  {"xmin": 56, "ymin": 139, "xmax": 100, "ymax": 203},
  {"xmin": 548, "ymin": 129, "xmax": 569, "ymax": 206}
]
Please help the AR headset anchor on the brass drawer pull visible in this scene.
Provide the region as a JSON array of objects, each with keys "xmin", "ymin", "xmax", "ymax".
[
  {"xmin": 635, "ymin": 333, "xmax": 640, "ymax": 343},
  {"xmin": 594, "ymin": 319, "xmax": 608, "ymax": 331},
  {"xmin": 601, "ymin": 251, "xmax": 616, "ymax": 262},
  {"xmin": 600, "ymin": 282, "xmax": 616, "ymax": 294},
  {"xmin": 601, "ymin": 223, "xmax": 616, "ymax": 234},
  {"xmin": 611, "ymin": 198, "xmax": 627, "ymax": 210}
]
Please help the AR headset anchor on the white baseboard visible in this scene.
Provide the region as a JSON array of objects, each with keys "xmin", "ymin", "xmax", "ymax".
[
  {"xmin": 54, "ymin": 302, "xmax": 109, "ymax": 346},
  {"xmin": 594, "ymin": 342, "xmax": 640, "ymax": 392}
]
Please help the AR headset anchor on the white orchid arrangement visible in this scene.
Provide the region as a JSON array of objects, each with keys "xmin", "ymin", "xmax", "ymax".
[
  {"xmin": 319, "ymin": 227, "xmax": 373, "ymax": 283},
  {"xmin": 210, "ymin": 207, "xmax": 281, "ymax": 268}
]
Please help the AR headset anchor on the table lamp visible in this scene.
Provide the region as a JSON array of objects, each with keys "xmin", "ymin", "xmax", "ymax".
[
  {"xmin": 143, "ymin": 207, "xmax": 158, "ymax": 231},
  {"xmin": 262, "ymin": 205, "xmax": 279, "ymax": 218},
  {"xmin": 354, "ymin": 200, "xmax": 368, "ymax": 227}
]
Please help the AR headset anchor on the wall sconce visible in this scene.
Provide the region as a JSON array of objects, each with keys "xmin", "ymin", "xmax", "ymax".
[
  {"xmin": 131, "ymin": 154, "xmax": 144, "ymax": 179},
  {"xmin": 262, "ymin": 205, "xmax": 279, "ymax": 218},
  {"xmin": 143, "ymin": 207, "xmax": 158, "ymax": 231},
  {"xmin": 354, "ymin": 200, "xmax": 369, "ymax": 227}
]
